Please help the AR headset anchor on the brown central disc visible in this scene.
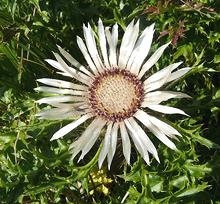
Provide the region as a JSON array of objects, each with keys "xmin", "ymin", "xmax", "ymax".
[{"xmin": 88, "ymin": 69, "xmax": 144, "ymax": 122}]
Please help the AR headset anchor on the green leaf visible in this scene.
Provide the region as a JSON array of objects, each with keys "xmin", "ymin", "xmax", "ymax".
[
  {"xmin": 193, "ymin": 135, "xmax": 220, "ymax": 150},
  {"xmin": 214, "ymin": 54, "xmax": 220, "ymax": 64},
  {"xmin": 175, "ymin": 183, "xmax": 209, "ymax": 198}
]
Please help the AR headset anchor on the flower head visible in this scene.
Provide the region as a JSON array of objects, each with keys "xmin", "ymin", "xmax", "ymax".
[{"xmin": 35, "ymin": 19, "xmax": 191, "ymax": 169}]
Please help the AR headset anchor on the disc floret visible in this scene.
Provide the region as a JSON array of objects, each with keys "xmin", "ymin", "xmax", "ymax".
[{"xmin": 88, "ymin": 68, "xmax": 144, "ymax": 122}]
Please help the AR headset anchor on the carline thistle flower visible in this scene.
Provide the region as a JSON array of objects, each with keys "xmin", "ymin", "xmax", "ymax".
[{"xmin": 35, "ymin": 19, "xmax": 191, "ymax": 169}]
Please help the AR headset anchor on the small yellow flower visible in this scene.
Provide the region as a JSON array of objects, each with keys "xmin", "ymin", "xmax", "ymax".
[{"xmin": 89, "ymin": 169, "xmax": 112, "ymax": 196}]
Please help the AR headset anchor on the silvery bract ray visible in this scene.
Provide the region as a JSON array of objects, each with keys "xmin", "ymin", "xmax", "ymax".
[{"xmin": 35, "ymin": 19, "xmax": 191, "ymax": 169}]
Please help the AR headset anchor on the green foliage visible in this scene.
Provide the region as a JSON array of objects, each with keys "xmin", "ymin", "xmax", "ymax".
[{"xmin": 0, "ymin": 0, "xmax": 220, "ymax": 203}]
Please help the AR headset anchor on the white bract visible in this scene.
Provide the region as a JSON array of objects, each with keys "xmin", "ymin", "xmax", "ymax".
[{"xmin": 35, "ymin": 19, "xmax": 191, "ymax": 169}]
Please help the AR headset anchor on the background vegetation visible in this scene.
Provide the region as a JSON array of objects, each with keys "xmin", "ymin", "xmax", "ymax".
[{"xmin": 0, "ymin": 0, "xmax": 220, "ymax": 203}]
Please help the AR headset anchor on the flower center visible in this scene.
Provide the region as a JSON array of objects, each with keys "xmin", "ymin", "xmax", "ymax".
[{"xmin": 88, "ymin": 69, "xmax": 144, "ymax": 122}]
